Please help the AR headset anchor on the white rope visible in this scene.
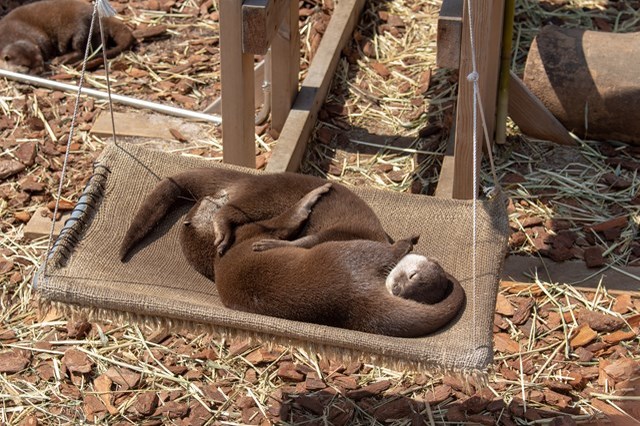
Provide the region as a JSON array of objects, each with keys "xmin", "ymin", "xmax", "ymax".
[
  {"xmin": 466, "ymin": 0, "xmax": 479, "ymax": 340},
  {"xmin": 96, "ymin": 0, "xmax": 119, "ymax": 148},
  {"xmin": 44, "ymin": 1, "xmax": 101, "ymax": 277}
]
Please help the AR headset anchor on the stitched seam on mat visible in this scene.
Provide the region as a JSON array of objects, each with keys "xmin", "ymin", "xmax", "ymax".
[{"xmin": 47, "ymin": 162, "xmax": 111, "ymax": 269}]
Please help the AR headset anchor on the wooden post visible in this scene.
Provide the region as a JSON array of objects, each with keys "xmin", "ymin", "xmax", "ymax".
[
  {"xmin": 270, "ymin": 0, "xmax": 300, "ymax": 133},
  {"xmin": 451, "ymin": 0, "xmax": 504, "ymax": 199},
  {"xmin": 219, "ymin": 0, "xmax": 256, "ymax": 167},
  {"xmin": 266, "ymin": 0, "xmax": 365, "ymax": 172}
]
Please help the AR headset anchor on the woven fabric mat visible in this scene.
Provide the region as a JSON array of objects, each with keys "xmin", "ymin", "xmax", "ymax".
[{"xmin": 38, "ymin": 142, "xmax": 509, "ymax": 373}]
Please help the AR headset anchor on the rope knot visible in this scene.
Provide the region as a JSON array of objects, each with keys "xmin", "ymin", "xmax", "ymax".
[
  {"xmin": 96, "ymin": 0, "xmax": 117, "ymax": 18},
  {"xmin": 466, "ymin": 71, "xmax": 479, "ymax": 82}
]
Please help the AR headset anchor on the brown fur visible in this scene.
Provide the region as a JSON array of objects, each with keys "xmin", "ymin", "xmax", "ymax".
[
  {"xmin": 120, "ymin": 168, "xmax": 391, "ymax": 278},
  {"xmin": 0, "ymin": 0, "xmax": 134, "ymax": 74},
  {"xmin": 212, "ymin": 184, "xmax": 466, "ymax": 337}
]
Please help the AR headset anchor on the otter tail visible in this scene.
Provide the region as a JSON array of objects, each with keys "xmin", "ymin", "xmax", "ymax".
[
  {"xmin": 119, "ymin": 168, "xmax": 245, "ymax": 261},
  {"xmin": 365, "ymin": 275, "xmax": 467, "ymax": 338}
]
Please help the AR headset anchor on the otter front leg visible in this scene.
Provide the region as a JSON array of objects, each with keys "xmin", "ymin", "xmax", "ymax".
[
  {"xmin": 370, "ymin": 235, "xmax": 420, "ymax": 277},
  {"xmin": 390, "ymin": 235, "xmax": 420, "ymax": 258}
]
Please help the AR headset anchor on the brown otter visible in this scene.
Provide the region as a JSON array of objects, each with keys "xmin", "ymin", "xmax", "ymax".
[
  {"xmin": 120, "ymin": 168, "xmax": 392, "ymax": 278},
  {"xmin": 121, "ymin": 170, "xmax": 464, "ymax": 335},
  {"xmin": 212, "ymin": 183, "xmax": 466, "ymax": 337},
  {"xmin": 0, "ymin": 0, "xmax": 134, "ymax": 74}
]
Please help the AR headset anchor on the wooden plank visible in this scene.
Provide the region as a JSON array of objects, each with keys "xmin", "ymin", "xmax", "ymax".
[
  {"xmin": 508, "ymin": 71, "xmax": 575, "ymax": 146},
  {"xmin": 502, "ymin": 255, "xmax": 640, "ymax": 294},
  {"xmin": 23, "ymin": 207, "xmax": 71, "ymax": 240},
  {"xmin": 242, "ymin": 0, "xmax": 289, "ymax": 55},
  {"xmin": 269, "ymin": 0, "xmax": 299, "ymax": 133},
  {"xmin": 220, "ymin": 0, "xmax": 256, "ymax": 167},
  {"xmin": 265, "ymin": 0, "xmax": 365, "ymax": 172},
  {"xmin": 434, "ymin": 128, "xmax": 456, "ymax": 198},
  {"xmin": 452, "ymin": 0, "xmax": 504, "ymax": 199},
  {"xmin": 91, "ymin": 111, "xmax": 200, "ymax": 140},
  {"xmin": 436, "ymin": 0, "xmax": 463, "ymax": 69}
]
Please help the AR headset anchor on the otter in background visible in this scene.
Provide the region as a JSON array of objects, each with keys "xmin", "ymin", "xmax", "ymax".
[{"xmin": 0, "ymin": 0, "xmax": 134, "ymax": 74}]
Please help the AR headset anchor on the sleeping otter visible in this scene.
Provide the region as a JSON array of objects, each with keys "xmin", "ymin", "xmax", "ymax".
[
  {"xmin": 0, "ymin": 0, "xmax": 134, "ymax": 74},
  {"xmin": 120, "ymin": 168, "xmax": 464, "ymax": 335},
  {"xmin": 211, "ymin": 183, "xmax": 466, "ymax": 337},
  {"xmin": 120, "ymin": 168, "xmax": 392, "ymax": 278}
]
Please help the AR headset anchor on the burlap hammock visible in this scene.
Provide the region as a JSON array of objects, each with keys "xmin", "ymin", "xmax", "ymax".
[{"xmin": 36, "ymin": 141, "xmax": 509, "ymax": 377}]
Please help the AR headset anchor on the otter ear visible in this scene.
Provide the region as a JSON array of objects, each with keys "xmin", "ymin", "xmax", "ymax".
[{"xmin": 2, "ymin": 54, "xmax": 10, "ymax": 62}]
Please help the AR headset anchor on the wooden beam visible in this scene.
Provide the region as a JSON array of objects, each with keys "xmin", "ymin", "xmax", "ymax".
[
  {"xmin": 23, "ymin": 207, "xmax": 71, "ymax": 241},
  {"xmin": 436, "ymin": 0, "xmax": 463, "ymax": 69},
  {"xmin": 265, "ymin": 0, "xmax": 365, "ymax": 172},
  {"xmin": 508, "ymin": 71, "xmax": 575, "ymax": 146},
  {"xmin": 434, "ymin": 128, "xmax": 456, "ymax": 198},
  {"xmin": 220, "ymin": 0, "xmax": 256, "ymax": 167},
  {"xmin": 91, "ymin": 111, "xmax": 203, "ymax": 141},
  {"xmin": 242, "ymin": 0, "xmax": 290, "ymax": 55},
  {"xmin": 452, "ymin": 0, "xmax": 504, "ymax": 199},
  {"xmin": 270, "ymin": 0, "xmax": 299, "ymax": 133},
  {"xmin": 502, "ymin": 255, "xmax": 640, "ymax": 295}
]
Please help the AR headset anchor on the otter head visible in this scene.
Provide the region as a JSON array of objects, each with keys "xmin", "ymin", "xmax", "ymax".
[
  {"xmin": 385, "ymin": 254, "xmax": 450, "ymax": 304},
  {"xmin": 1, "ymin": 41, "xmax": 44, "ymax": 75}
]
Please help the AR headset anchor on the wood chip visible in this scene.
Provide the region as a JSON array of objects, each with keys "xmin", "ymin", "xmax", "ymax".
[
  {"xmin": 169, "ymin": 128, "xmax": 188, "ymax": 143},
  {"xmin": 494, "ymin": 333, "xmax": 520, "ymax": 354},
  {"xmin": 495, "ymin": 293, "xmax": 515, "ymax": 316},
  {"xmin": 612, "ymin": 294, "xmax": 633, "ymax": 314},
  {"xmin": 105, "ymin": 366, "xmax": 141, "ymax": 390},
  {"xmin": 602, "ymin": 329, "xmax": 637, "ymax": 345},
  {"xmin": 512, "ymin": 298, "xmax": 534, "ymax": 325},
  {"xmin": 603, "ymin": 359, "xmax": 640, "ymax": 381},
  {"xmin": 570, "ymin": 324, "xmax": 598, "ymax": 348},
  {"xmin": 83, "ymin": 395, "xmax": 108, "ymax": 423},
  {"xmin": 345, "ymin": 380, "xmax": 391, "ymax": 399},
  {"xmin": 0, "ymin": 350, "xmax": 30, "ymax": 374},
  {"xmin": 94, "ymin": 374, "xmax": 118, "ymax": 415},
  {"xmin": 277, "ymin": 363, "xmax": 305, "ymax": 382},
  {"xmin": 373, "ymin": 398, "xmax": 419, "ymax": 422},
  {"xmin": 62, "ymin": 348, "xmax": 93, "ymax": 374},
  {"xmin": 66, "ymin": 318, "xmax": 92, "ymax": 339},
  {"xmin": 46, "ymin": 200, "xmax": 75, "ymax": 211},
  {"xmin": 578, "ymin": 310, "xmax": 625, "ymax": 332},
  {"xmin": 585, "ymin": 216, "xmax": 628, "ymax": 232},
  {"xmin": 0, "ymin": 159, "xmax": 25, "ymax": 180}
]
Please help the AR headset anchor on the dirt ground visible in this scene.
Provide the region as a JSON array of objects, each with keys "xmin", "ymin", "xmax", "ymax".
[{"xmin": 1, "ymin": 0, "xmax": 639, "ymax": 425}]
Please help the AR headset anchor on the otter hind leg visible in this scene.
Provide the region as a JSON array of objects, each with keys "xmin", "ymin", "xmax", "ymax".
[
  {"xmin": 252, "ymin": 234, "xmax": 322, "ymax": 252},
  {"xmin": 216, "ymin": 183, "xmax": 331, "ymax": 255}
]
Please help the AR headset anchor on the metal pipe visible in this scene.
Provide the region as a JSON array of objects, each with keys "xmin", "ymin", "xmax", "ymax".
[{"xmin": 0, "ymin": 68, "xmax": 222, "ymax": 124}]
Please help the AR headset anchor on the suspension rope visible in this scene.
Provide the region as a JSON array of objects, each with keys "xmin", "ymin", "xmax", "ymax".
[
  {"xmin": 465, "ymin": 0, "xmax": 506, "ymax": 344},
  {"xmin": 96, "ymin": 0, "xmax": 119, "ymax": 147},
  {"xmin": 465, "ymin": 0, "xmax": 487, "ymax": 341},
  {"xmin": 44, "ymin": 0, "xmax": 101, "ymax": 277}
]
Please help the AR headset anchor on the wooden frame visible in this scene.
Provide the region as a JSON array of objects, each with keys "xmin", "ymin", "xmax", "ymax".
[
  {"xmin": 434, "ymin": 0, "xmax": 574, "ymax": 199},
  {"xmin": 218, "ymin": 0, "xmax": 365, "ymax": 170}
]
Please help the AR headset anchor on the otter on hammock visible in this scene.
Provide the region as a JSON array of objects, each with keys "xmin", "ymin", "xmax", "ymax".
[
  {"xmin": 120, "ymin": 168, "xmax": 465, "ymax": 336},
  {"xmin": 0, "ymin": 0, "xmax": 134, "ymax": 74},
  {"xmin": 210, "ymin": 183, "xmax": 466, "ymax": 337}
]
